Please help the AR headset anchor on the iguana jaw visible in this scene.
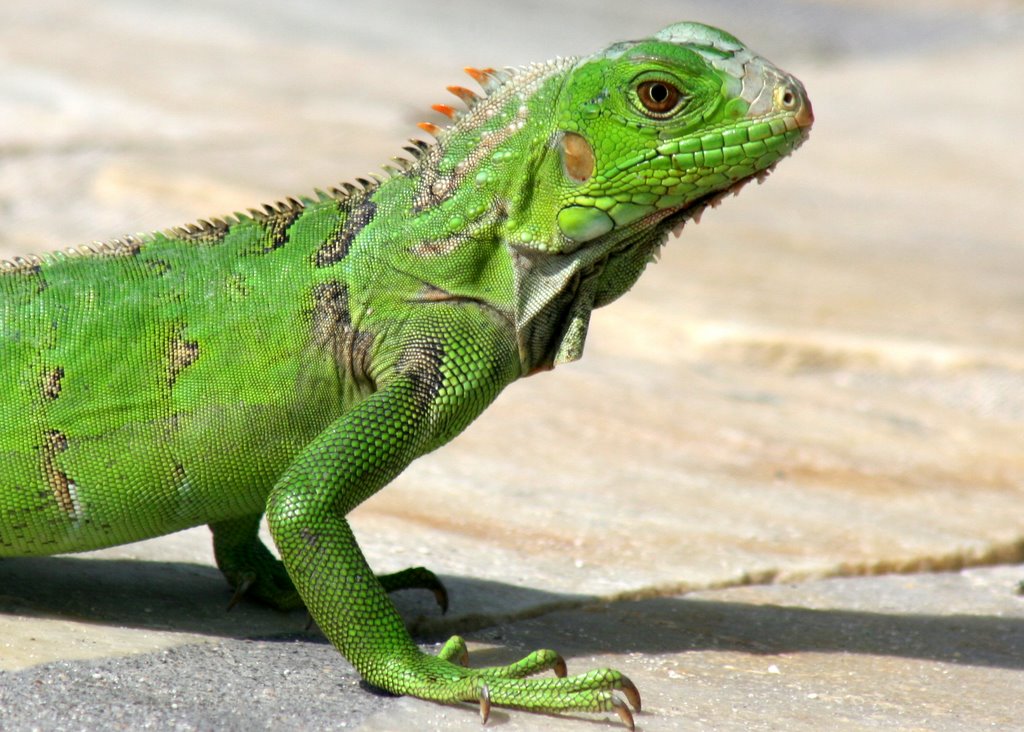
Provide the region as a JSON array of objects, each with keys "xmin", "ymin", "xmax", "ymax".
[
  {"xmin": 522, "ymin": 115, "xmax": 812, "ymax": 373},
  {"xmin": 662, "ymin": 145, "xmax": 804, "ymax": 238}
]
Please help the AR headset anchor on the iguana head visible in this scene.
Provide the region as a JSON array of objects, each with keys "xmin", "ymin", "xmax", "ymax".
[
  {"xmin": 550, "ymin": 23, "xmax": 812, "ymax": 245},
  {"xmin": 502, "ymin": 21, "xmax": 812, "ymax": 370},
  {"xmin": 407, "ymin": 22, "xmax": 811, "ymax": 372}
]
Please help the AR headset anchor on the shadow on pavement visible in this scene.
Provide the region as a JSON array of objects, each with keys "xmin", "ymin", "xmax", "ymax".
[{"xmin": 4, "ymin": 555, "xmax": 1023, "ymax": 672}]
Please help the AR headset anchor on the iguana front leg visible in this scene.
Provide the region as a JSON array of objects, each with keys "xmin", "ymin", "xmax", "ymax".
[{"xmin": 265, "ymin": 312, "xmax": 640, "ymax": 726}]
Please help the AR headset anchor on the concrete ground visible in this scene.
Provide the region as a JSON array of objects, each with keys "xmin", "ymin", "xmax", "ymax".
[{"xmin": 1, "ymin": 1, "xmax": 1022, "ymax": 730}]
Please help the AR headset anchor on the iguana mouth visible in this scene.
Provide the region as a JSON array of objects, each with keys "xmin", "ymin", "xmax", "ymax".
[
  {"xmin": 660, "ymin": 121, "xmax": 813, "ymax": 239},
  {"xmin": 660, "ymin": 159, "xmax": 783, "ymax": 240}
]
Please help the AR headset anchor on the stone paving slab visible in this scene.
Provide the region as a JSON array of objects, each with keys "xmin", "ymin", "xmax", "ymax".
[{"xmin": 1, "ymin": 1, "xmax": 1023, "ymax": 730}]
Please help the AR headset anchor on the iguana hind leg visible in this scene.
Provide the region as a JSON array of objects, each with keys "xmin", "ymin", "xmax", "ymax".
[
  {"xmin": 378, "ymin": 566, "xmax": 448, "ymax": 613},
  {"xmin": 211, "ymin": 517, "xmax": 447, "ymax": 613},
  {"xmin": 210, "ymin": 514, "xmax": 303, "ymax": 611}
]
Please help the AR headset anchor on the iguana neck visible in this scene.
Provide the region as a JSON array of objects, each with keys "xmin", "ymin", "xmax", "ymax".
[{"xmin": 384, "ymin": 57, "xmax": 593, "ymax": 375}]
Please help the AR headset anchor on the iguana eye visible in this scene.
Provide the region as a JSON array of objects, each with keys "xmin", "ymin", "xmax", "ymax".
[{"xmin": 636, "ymin": 80, "xmax": 683, "ymax": 117}]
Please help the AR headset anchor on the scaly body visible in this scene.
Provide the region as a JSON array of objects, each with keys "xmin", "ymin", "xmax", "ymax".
[{"xmin": 0, "ymin": 23, "xmax": 811, "ymax": 727}]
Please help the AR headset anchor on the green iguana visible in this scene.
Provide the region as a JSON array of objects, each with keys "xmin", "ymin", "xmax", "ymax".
[{"xmin": 0, "ymin": 22, "xmax": 811, "ymax": 728}]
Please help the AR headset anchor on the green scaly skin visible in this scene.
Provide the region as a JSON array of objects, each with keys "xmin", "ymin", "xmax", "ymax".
[{"xmin": 0, "ymin": 23, "xmax": 812, "ymax": 727}]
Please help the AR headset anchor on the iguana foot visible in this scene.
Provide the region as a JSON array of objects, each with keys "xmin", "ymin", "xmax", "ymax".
[
  {"xmin": 374, "ymin": 638, "xmax": 640, "ymax": 729},
  {"xmin": 377, "ymin": 565, "xmax": 449, "ymax": 613},
  {"xmin": 224, "ymin": 562, "xmax": 302, "ymax": 612},
  {"xmin": 210, "ymin": 515, "xmax": 303, "ymax": 611}
]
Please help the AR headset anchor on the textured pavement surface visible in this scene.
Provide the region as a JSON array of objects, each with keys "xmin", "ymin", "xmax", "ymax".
[{"xmin": 1, "ymin": 1, "xmax": 1023, "ymax": 730}]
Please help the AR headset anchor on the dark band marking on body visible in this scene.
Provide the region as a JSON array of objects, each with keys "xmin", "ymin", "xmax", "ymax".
[
  {"xmin": 315, "ymin": 199, "xmax": 376, "ymax": 268},
  {"xmin": 42, "ymin": 366, "xmax": 65, "ymax": 401},
  {"xmin": 40, "ymin": 429, "xmax": 79, "ymax": 518},
  {"xmin": 256, "ymin": 205, "xmax": 304, "ymax": 254},
  {"xmin": 168, "ymin": 331, "xmax": 201, "ymax": 387},
  {"xmin": 310, "ymin": 281, "xmax": 375, "ymax": 390}
]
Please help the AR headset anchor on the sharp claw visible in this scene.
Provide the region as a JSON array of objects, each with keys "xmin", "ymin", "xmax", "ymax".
[
  {"xmin": 620, "ymin": 675, "xmax": 642, "ymax": 713},
  {"xmin": 433, "ymin": 586, "xmax": 450, "ymax": 615},
  {"xmin": 553, "ymin": 655, "xmax": 567, "ymax": 678},
  {"xmin": 612, "ymin": 697, "xmax": 635, "ymax": 731},
  {"xmin": 479, "ymin": 684, "xmax": 491, "ymax": 725},
  {"xmin": 460, "ymin": 649, "xmax": 470, "ymax": 667},
  {"xmin": 226, "ymin": 575, "xmax": 255, "ymax": 611}
]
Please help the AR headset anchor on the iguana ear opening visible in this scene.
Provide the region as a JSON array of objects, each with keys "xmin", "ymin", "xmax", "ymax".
[{"xmin": 559, "ymin": 131, "xmax": 595, "ymax": 183}]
